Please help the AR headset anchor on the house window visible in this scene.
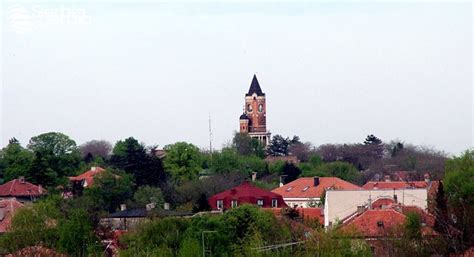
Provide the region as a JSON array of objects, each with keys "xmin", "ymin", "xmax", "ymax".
[
  {"xmin": 231, "ymin": 200, "xmax": 238, "ymax": 208},
  {"xmin": 271, "ymin": 199, "xmax": 278, "ymax": 208},
  {"xmin": 257, "ymin": 199, "xmax": 264, "ymax": 207},
  {"xmin": 216, "ymin": 200, "xmax": 223, "ymax": 210}
]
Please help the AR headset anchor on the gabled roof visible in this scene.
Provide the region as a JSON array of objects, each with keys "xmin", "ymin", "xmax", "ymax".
[
  {"xmin": 272, "ymin": 177, "xmax": 361, "ymax": 199},
  {"xmin": 341, "ymin": 204, "xmax": 437, "ymax": 238},
  {"xmin": 246, "ymin": 74, "xmax": 265, "ymax": 96},
  {"xmin": 211, "ymin": 181, "xmax": 283, "ymax": 200},
  {"xmin": 362, "ymin": 181, "xmax": 428, "ymax": 190},
  {"xmin": 69, "ymin": 167, "xmax": 106, "ymax": 187},
  {"xmin": 341, "ymin": 209, "xmax": 406, "ymax": 237},
  {"xmin": 0, "ymin": 198, "xmax": 24, "ymax": 233},
  {"xmin": 0, "ymin": 178, "xmax": 46, "ymax": 197}
]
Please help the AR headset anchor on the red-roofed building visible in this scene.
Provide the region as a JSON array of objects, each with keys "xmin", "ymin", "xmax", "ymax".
[
  {"xmin": 208, "ymin": 181, "xmax": 287, "ymax": 210},
  {"xmin": 342, "ymin": 209, "xmax": 406, "ymax": 238},
  {"xmin": 362, "ymin": 180, "xmax": 429, "ymax": 190},
  {"xmin": 69, "ymin": 167, "xmax": 106, "ymax": 188},
  {"xmin": 340, "ymin": 204, "xmax": 437, "ymax": 257},
  {"xmin": 0, "ymin": 177, "xmax": 46, "ymax": 201},
  {"xmin": 0, "ymin": 198, "xmax": 24, "ymax": 233},
  {"xmin": 272, "ymin": 177, "xmax": 361, "ymax": 207}
]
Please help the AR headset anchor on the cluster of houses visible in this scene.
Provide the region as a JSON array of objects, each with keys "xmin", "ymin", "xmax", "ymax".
[
  {"xmin": 0, "ymin": 166, "xmax": 441, "ymax": 256},
  {"xmin": 205, "ymin": 173, "xmax": 439, "ymax": 256}
]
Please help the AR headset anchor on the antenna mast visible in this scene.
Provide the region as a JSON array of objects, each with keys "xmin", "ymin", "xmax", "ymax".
[{"xmin": 208, "ymin": 116, "xmax": 213, "ymax": 154}]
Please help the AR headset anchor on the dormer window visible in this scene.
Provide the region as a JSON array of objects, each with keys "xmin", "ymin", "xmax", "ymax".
[
  {"xmin": 302, "ymin": 186, "xmax": 310, "ymax": 192},
  {"xmin": 286, "ymin": 187, "xmax": 293, "ymax": 192}
]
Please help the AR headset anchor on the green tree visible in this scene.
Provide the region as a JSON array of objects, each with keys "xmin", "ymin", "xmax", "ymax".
[
  {"xmin": 57, "ymin": 209, "xmax": 99, "ymax": 257},
  {"xmin": 111, "ymin": 137, "xmax": 166, "ymax": 187},
  {"xmin": 444, "ymin": 150, "xmax": 474, "ymax": 249},
  {"xmin": 232, "ymin": 132, "xmax": 265, "ymax": 158},
  {"xmin": 0, "ymin": 139, "xmax": 34, "ymax": 182},
  {"xmin": 133, "ymin": 185, "xmax": 165, "ymax": 208},
  {"xmin": 26, "ymin": 132, "xmax": 81, "ymax": 186},
  {"xmin": 0, "ymin": 199, "xmax": 63, "ymax": 253},
  {"xmin": 209, "ymin": 148, "xmax": 266, "ymax": 176},
  {"xmin": 163, "ymin": 142, "xmax": 203, "ymax": 183},
  {"xmin": 84, "ymin": 169, "xmax": 133, "ymax": 212},
  {"xmin": 267, "ymin": 135, "xmax": 291, "ymax": 156}
]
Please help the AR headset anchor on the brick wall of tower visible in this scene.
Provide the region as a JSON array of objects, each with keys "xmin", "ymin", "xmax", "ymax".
[{"xmin": 245, "ymin": 95, "xmax": 266, "ymax": 133}]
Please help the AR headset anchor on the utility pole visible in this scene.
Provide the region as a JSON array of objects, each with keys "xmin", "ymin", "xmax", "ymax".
[{"xmin": 202, "ymin": 230, "xmax": 217, "ymax": 257}]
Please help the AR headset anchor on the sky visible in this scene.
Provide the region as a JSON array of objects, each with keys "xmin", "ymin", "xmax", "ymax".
[{"xmin": 1, "ymin": 1, "xmax": 472, "ymax": 155}]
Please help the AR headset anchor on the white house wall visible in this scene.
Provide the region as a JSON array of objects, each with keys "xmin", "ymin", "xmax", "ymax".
[{"xmin": 324, "ymin": 188, "xmax": 428, "ymax": 227}]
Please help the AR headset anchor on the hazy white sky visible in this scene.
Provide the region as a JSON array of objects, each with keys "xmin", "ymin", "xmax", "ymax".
[{"xmin": 1, "ymin": 1, "xmax": 472, "ymax": 155}]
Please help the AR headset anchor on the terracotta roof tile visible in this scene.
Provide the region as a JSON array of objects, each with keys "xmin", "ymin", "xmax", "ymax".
[
  {"xmin": 272, "ymin": 177, "xmax": 360, "ymax": 198},
  {"xmin": 0, "ymin": 179, "xmax": 46, "ymax": 198},
  {"xmin": 0, "ymin": 199, "xmax": 24, "ymax": 233},
  {"xmin": 69, "ymin": 167, "xmax": 106, "ymax": 187},
  {"xmin": 362, "ymin": 181, "xmax": 428, "ymax": 190},
  {"xmin": 341, "ymin": 209, "xmax": 406, "ymax": 237}
]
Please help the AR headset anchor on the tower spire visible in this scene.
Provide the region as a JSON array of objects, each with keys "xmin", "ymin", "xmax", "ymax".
[{"xmin": 246, "ymin": 74, "xmax": 265, "ymax": 96}]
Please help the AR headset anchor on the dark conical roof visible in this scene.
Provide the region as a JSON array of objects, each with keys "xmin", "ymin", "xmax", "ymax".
[
  {"xmin": 246, "ymin": 74, "xmax": 265, "ymax": 96},
  {"xmin": 239, "ymin": 113, "xmax": 249, "ymax": 120}
]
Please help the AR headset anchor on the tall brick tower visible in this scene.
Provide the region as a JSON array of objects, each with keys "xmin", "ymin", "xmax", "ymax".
[{"xmin": 239, "ymin": 75, "xmax": 271, "ymax": 146}]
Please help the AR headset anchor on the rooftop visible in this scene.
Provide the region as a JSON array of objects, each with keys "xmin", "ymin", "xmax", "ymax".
[
  {"xmin": 69, "ymin": 167, "xmax": 106, "ymax": 187},
  {"xmin": 0, "ymin": 178, "xmax": 46, "ymax": 198},
  {"xmin": 272, "ymin": 177, "xmax": 360, "ymax": 199},
  {"xmin": 362, "ymin": 181, "xmax": 429, "ymax": 190},
  {"xmin": 246, "ymin": 74, "xmax": 265, "ymax": 96}
]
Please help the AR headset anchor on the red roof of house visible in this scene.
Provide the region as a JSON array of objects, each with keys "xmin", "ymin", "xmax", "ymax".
[
  {"xmin": 0, "ymin": 199, "xmax": 24, "ymax": 233},
  {"xmin": 341, "ymin": 205, "xmax": 437, "ymax": 238},
  {"xmin": 69, "ymin": 167, "xmax": 106, "ymax": 187},
  {"xmin": 0, "ymin": 179, "xmax": 46, "ymax": 198},
  {"xmin": 362, "ymin": 181, "xmax": 428, "ymax": 190},
  {"xmin": 272, "ymin": 177, "xmax": 361, "ymax": 198},
  {"xmin": 371, "ymin": 197, "xmax": 396, "ymax": 209},
  {"xmin": 208, "ymin": 181, "xmax": 287, "ymax": 209},
  {"xmin": 341, "ymin": 209, "xmax": 406, "ymax": 237}
]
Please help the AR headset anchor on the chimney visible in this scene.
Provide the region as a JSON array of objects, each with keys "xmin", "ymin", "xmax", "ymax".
[
  {"xmin": 384, "ymin": 175, "xmax": 391, "ymax": 182},
  {"xmin": 313, "ymin": 177, "xmax": 320, "ymax": 187},
  {"xmin": 18, "ymin": 176, "xmax": 25, "ymax": 183},
  {"xmin": 91, "ymin": 167, "xmax": 97, "ymax": 172},
  {"xmin": 424, "ymin": 173, "xmax": 430, "ymax": 183},
  {"xmin": 120, "ymin": 204, "xmax": 126, "ymax": 211},
  {"xmin": 146, "ymin": 202, "xmax": 156, "ymax": 211},
  {"xmin": 368, "ymin": 195, "xmax": 372, "ymax": 209},
  {"xmin": 38, "ymin": 185, "xmax": 43, "ymax": 194},
  {"xmin": 394, "ymin": 194, "xmax": 398, "ymax": 203},
  {"xmin": 164, "ymin": 203, "xmax": 170, "ymax": 210},
  {"xmin": 251, "ymin": 172, "xmax": 257, "ymax": 182}
]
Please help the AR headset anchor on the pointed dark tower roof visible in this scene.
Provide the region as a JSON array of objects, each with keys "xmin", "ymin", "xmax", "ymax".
[{"xmin": 246, "ymin": 74, "xmax": 265, "ymax": 96}]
